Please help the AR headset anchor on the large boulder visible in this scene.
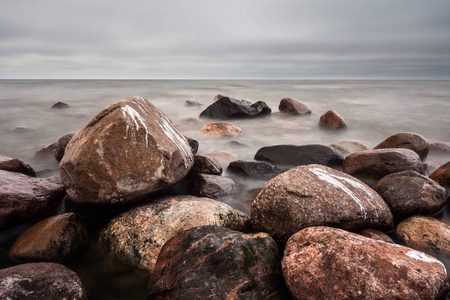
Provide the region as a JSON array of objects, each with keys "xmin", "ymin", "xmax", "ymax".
[
  {"xmin": 149, "ymin": 226, "xmax": 287, "ymax": 299},
  {"xmin": 278, "ymin": 97, "xmax": 311, "ymax": 115},
  {"xmin": 318, "ymin": 110, "xmax": 347, "ymax": 129},
  {"xmin": 329, "ymin": 140, "xmax": 369, "ymax": 157},
  {"xmin": 251, "ymin": 164, "xmax": 393, "ymax": 244},
  {"xmin": 374, "ymin": 132, "xmax": 429, "ymax": 161},
  {"xmin": 59, "ymin": 96, "xmax": 194, "ymax": 204},
  {"xmin": 199, "ymin": 122, "xmax": 242, "ymax": 138},
  {"xmin": 187, "ymin": 174, "xmax": 238, "ymax": 198},
  {"xmin": 199, "ymin": 96, "xmax": 271, "ymax": 119},
  {"xmin": 0, "ymin": 155, "xmax": 35, "ymax": 176},
  {"xmin": 99, "ymin": 195, "xmax": 249, "ymax": 273},
  {"xmin": 282, "ymin": 226, "xmax": 449, "ymax": 300}
]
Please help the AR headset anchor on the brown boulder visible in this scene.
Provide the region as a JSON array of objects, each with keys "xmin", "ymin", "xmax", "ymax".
[
  {"xmin": 59, "ymin": 96, "xmax": 194, "ymax": 204},
  {"xmin": 190, "ymin": 154, "xmax": 222, "ymax": 175},
  {"xmin": 374, "ymin": 132, "xmax": 429, "ymax": 161},
  {"xmin": 34, "ymin": 143, "xmax": 56, "ymax": 160},
  {"xmin": 54, "ymin": 133, "xmax": 75, "ymax": 162},
  {"xmin": 278, "ymin": 97, "xmax": 311, "ymax": 115},
  {"xmin": 429, "ymin": 161, "xmax": 450, "ymax": 192},
  {"xmin": 329, "ymin": 140, "xmax": 369, "ymax": 157},
  {"xmin": 318, "ymin": 109, "xmax": 347, "ymax": 129},
  {"xmin": 199, "ymin": 122, "xmax": 243, "ymax": 138},
  {"xmin": 282, "ymin": 226, "xmax": 449, "ymax": 300},
  {"xmin": 0, "ymin": 155, "xmax": 35, "ymax": 176},
  {"xmin": 187, "ymin": 173, "xmax": 238, "ymax": 198},
  {"xmin": 359, "ymin": 228, "xmax": 394, "ymax": 243}
]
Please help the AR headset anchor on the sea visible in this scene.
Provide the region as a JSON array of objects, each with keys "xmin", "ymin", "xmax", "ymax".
[{"xmin": 1, "ymin": 79, "xmax": 450, "ymax": 299}]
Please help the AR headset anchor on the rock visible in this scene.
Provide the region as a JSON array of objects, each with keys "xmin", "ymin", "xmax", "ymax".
[
  {"xmin": 187, "ymin": 174, "xmax": 238, "ymax": 198},
  {"xmin": 149, "ymin": 225, "xmax": 287, "ymax": 299},
  {"xmin": 238, "ymin": 188, "xmax": 263, "ymax": 215},
  {"xmin": 99, "ymin": 195, "xmax": 249, "ymax": 273},
  {"xmin": 9, "ymin": 213, "xmax": 88, "ymax": 263},
  {"xmin": 0, "ymin": 155, "xmax": 36, "ymax": 176},
  {"xmin": 190, "ymin": 154, "xmax": 222, "ymax": 175},
  {"xmin": 278, "ymin": 97, "xmax": 311, "ymax": 115},
  {"xmin": 11, "ymin": 126, "xmax": 34, "ymax": 132},
  {"xmin": 199, "ymin": 122, "xmax": 243, "ymax": 138},
  {"xmin": 202, "ymin": 151, "xmax": 237, "ymax": 169},
  {"xmin": 359, "ymin": 228, "xmax": 394, "ymax": 243},
  {"xmin": 0, "ymin": 262, "xmax": 88, "ymax": 299},
  {"xmin": 199, "ymin": 96, "xmax": 271, "ymax": 119},
  {"xmin": 396, "ymin": 216, "xmax": 450, "ymax": 258},
  {"xmin": 34, "ymin": 143, "xmax": 56, "ymax": 160},
  {"xmin": 429, "ymin": 161, "xmax": 450, "ymax": 192},
  {"xmin": 374, "ymin": 132, "xmax": 429, "ymax": 161},
  {"xmin": 343, "ymin": 149, "xmax": 424, "ymax": 185},
  {"xmin": 226, "ymin": 140, "xmax": 249, "ymax": 148},
  {"xmin": 175, "ymin": 118, "xmax": 202, "ymax": 128},
  {"xmin": 185, "ymin": 100, "xmax": 203, "ymax": 106},
  {"xmin": 251, "ymin": 164, "xmax": 393, "ymax": 244},
  {"xmin": 213, "ymin": 94, "xmax": 225, "ymax": 101},
  {"xmin": 227, "ymin": 160, "xmax": 280, "ymax": 180},
  {"xmin": 329, "ymin": 140, "xmax": 369, "ymax": 157},
  {"xmin": 318, "ymin": 109, "xmax": 347, "ymax": 129},
  {"xmin": 51, "ymin": 102, "xmax": 70, "ymax": 109},
  {"xmin": 59, "ymin": 96, "xmax": 194, "ymax": 204},
  {"xmin": 184, "ymin": 135, "xmax": 199, "ymax": 155},
  {"xmin": 254, "ymin": 144, "xmax": 344, "ymax": 171},
  {"xmin": 373, "ymin": 170, "xmax": 447, "ymax": 222},
  {"xmin": 53, "ymin": 133, "xmax": 75, "ymax": 162},
  {"xmin": 423, "ymin": 162, "xmax": 438, "ymax": 177},
  {"xmin": 282, "ymin": 226, "xmax": 449, "ymax": 300},
  {"xmin": 0, "ymin": 170, "xmax": 65, "ymax": 230}
]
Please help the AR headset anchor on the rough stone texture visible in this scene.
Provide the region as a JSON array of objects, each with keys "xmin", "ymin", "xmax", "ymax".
[
  {"xmin": 0, "ymin": 155, "xmax": 35, "ymax": 176},
  {"xmin": 59, "ymin": 96, "xmax": 194, "ymax": 204},
  {"xmin": 359, "ymin": 228, "xmax": 395, "ymax": 243},
  {"xmin": 278, "ymin": 97, "xmax": 311, "ymax": 115},
  {"xmin": 0, "ymin": 262, "xmax": 88, "ymax": 300},
  {"xmin": 185, "ymin": 100, "xmax": 203, "ymax": 106},
  {"xmin": 0, "ymin": 170, "xmax": 65, "ymax": 230},
  {"xmin": 282, "ymin": 226, "xmax": 449, "ymax": 300},
  {"xmin": 429, "ymin": 161, "xmax": 450, "ymax": 192},
  {"xmin": 184, "ymin": 135, "xmax": 199, "ymax": 155},
  {"xmin": 149, "ymin": 225, "xmax": 287, "ymax": 299},
  {"xmin": 374, "ymin": 132, "xmax": 429, "ymax": 161},
  {"xmin": 373, "ymin": 170, "xmax": 447, "ymax": 222},
  {"xmin": 396, "ymin": 216, "xmax": 450, "ymax": 258},
  {"xmin": 199, "ymin": 96, "xmax": 272, "ymax": 119},
  {"xmin": 318, "ymin": 110, "xmax": 347, "ymax": 129},
  {"xmin": 99, "ymin": 195, "xmax": 249, "ymax": 273},
  {"xmin": 343, "ymin": 148, "xmax": 424, "ymax": 185},
  {"xmin": 329, "ymin": 140, "xmax": 369, "ymax": 157},
  {"xmin": 9, "ymin": 213, "xmax": 88, "ymax": 263},
  {"xmin": 227, "ymin": 160, "xmax": 281, "ymax": 180},
  {"xmin": 203, "ymin": 150, "xmax": 237, "ymax": 169},
  {"xmin": 251, "ymin": 164, "xmax": 393, "ymax": 244},
  {"xmin": 190, "ymin": 154, "xmax": 222, "ymax": 175},
  {"xmin": 199, "ymin": 122, "xmax": 243, "ymax": 138},
  {"xmin": 54, "ymin": 133, "xmax": 75, "ymax": 162},
  {"xmin": 187, "ymin": 174, "xmax": 238, "ymax": 198},
  {"xmin": 254, "ymin": 144, "xmax": 344, "ymax": 171},
  {"xmin": 51, "ymin": 102, "xmax": 70, "ymax": 109},
  {"xmin": 34, "ymin": 143, "xmax": 56, "ymax": 160}
]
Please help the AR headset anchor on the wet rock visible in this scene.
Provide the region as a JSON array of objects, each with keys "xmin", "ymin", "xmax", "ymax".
[
  {"xmin": 184, "ymin": 135, "xmax": 199, "ymax": 155},
  {"xmin": 203, "ymin": 150, "xmax": 237, "ymax": 169},
  {"xmin": 99, "ymin": 195, "xmax": 249, "ymax": 273},
  {"xmin": 34, "ymin": 143, "xmax": 56, "ymax": 160},
  {"xmin": 199, "ymin": 122, "xmax": 243, "ymax": 138},
  {"xmin": 185, "ymin": 100, "xmax": 203, "ymax": 106},
  {"xmin": 190, "ymin": 154, "xmax": 222, "ymax": 175},
  {"xmin": 278, "ymin": 97, "xmax": 311, "ymax": 115},
  {"xmin": 254, "ymin": 144, "xmax": 344, "ymax": 171},
  {"xmin": 374, "ymin": 132, "xmax": 429, "ymax": 161},
  {"xmin": 9, "ymin": 213, "xmax": 88, "ymax": 263},
  {"xmin": 199, "ymin": 96, "xmax": 271, "ymax": 119},
  {"xmin": 149, "ymin": 225, "xmax": 287, "ymax": 299},
  {"xmin": 329, "ymin": 140, "xmax": 369, "ymax": 157},
  {"xmin": 318, "ymin": 109, "xmax": 347, "ymax": 129},
  {"xmin": 359, "ymin": 228, "xmax": 395, "ymax": 243},
  {"xmin": 213, "ymin": 94, "xmax": 225, "ymax": 101},
  {"xmin": 51, "ymin": 102, "xmax": 70, "ymax": 109},
  {"xmin": 0, "ymin": 170, "xmax": 65, "ymax": 230},
  {"xmin": 187, "ymin": 174, "xmax": 238, "ymax": 198},
  {"xmin": 0, "ymin": 155, "xmax": 36, "ymax": 176},
  {"xmin": 396, "ymin": 216, "xmax": 450, "ymax": 258},
  {"xmin": 251, "ymin": 164, "xmax": 393, "ymax": 245},
  {"xmin": 343, "ymin": 148, "xmax": 423, "ymax": 185},
  {"xmin": 0, "ymin": 262, "xmax": 88, "ymax": 299},
  {"xmin": 59, "ymin": 96, "xmax": 194, "ymax": 204},
  {"xmin": 429, "ymin": 161, "xmax": 450, "ymax": 192},
  {"xmin": 12, "ymin": 126, "xmax": 34, "ymax": 132},
  {"xmin": 282, "ymin": 226, "xmax": 449, "ymax": 300},
  {"xmin": 54, "ymin": 133, "xmax": 75, "ymax": 162},
  {"xmin": 373, "ymin": 170, "xmax": 447, "ymax": 222},
  {"xmin": 227, "ymin": 160, "xmax": 280, "ymax": 180}
]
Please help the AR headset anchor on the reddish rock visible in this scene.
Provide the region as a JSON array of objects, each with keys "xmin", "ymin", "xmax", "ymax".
[
  {"xmin": 359, "ymin": 228, "xmax": 394, "ymax": 243},
  {"xmin": 202, "ymin": 151, "xmax": 237, "ymax": 169},
  {"xmin": 149, "ymin": 226, "xmax": 287, "ymax": 299},
  {"xmin": 227, "ymin": 160, "xmax": 280, "ymax": 180},
  {"xmin": 190, "ymin": 154, "xmax": 222, "ymax": 175},
  {"xmin": 59, "ymin": 96, "xmax": 194, "ymax": 204},
  {"xmin": 329, "ymin": 140, "xmax": 369, "ymax": 157},
  {"xmin": 51, "ymin": 102, "xmax": 70, "ymax": 109},
  {"xmin": 187, "ymin": 174, "xmax": 238, "ymax": 198},
  {"xmin": 199, "ymin": 96, "xmax": 272, "ymax": 119},
  {"xmin": 0, "ymin": 262, "xmax": 88, "ymax": 299},
  {"xmin": 374, "ymin": 132, "xmax": 429, "ymax": 161},
  {"xmin": 251, "ymin": 164, "xmax": 393, "ymax": 244},
  {"xmin": 199, "ymin": 122, "xmax": 243, "ymax": 138},
  {"xmin": 282, "ymin": 226, "xmax": 449, "ymax": 300},
  {"xmin": 318, "ymin": 110, "xmax": 347, "ymax": 129},
  {"xmin": 0, "ymin": 155, "xmax": 35, "ymax": 176},
  {"xmin": 34, "ymin": 143, "xmax": 56, "ymax": 160},
  {"xmin": 278, "ymin": 97, "xmax": 311, "ymax": 115},
  {"xmin": 429, "ymin": 161, "xmax": 450, "ymax": 192},
  {"xmin": 54, "ymin": 133, "xmax": 75, "ymax": 162}
]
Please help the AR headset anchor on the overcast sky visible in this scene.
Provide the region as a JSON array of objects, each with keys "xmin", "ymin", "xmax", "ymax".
[{"xmin": 1, "ymin": 0, "xmax": 450, "ymax": 79}]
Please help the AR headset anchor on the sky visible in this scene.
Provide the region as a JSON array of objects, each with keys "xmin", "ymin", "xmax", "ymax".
[{"xmin": 1, "ymin": 0, "xmax": 450, "ymax": 79}]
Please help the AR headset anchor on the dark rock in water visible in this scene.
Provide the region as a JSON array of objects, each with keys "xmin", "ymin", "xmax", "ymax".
[
  {"xmin": 396, "ymin": 216, "xmax": 450, "ymax": 258},
  {"xmin": 202, "ymin": 151, "xmax": 237, "ymax": 169},
  {"xmin": 34, "ymin": 143, "xmax": 57, "ymax": 160},
  {"xmin": 374, "ymin": 132, "xmax": 429, "ymax": 161},
  {"xmin": 429, "ymin": 161, "xmax": 450, "ymax": 193},
  {"xmin": 254, "ymin": 144, "xmax": 344, "ymax": 171},
  {"xmin": 54, "ymin": 133, "xmax": 75, "ymax": 162},
  {"xmin": 199, "ymin": 122, "xmax": 242, "ymax": 138},
  {"xmin": 278, "ymin": 97, "xmax": 311, "ymax": 115},
  {"xmin": 187, "ymin": 174, "xmax": 238, "ymax": 198},
  {"xmin": 184, "ymin": 135, "xmax": 199, "ymax": 155},
  {"xmin": 0, "ymin": 155, "xmax": 36, "ymax": 176},
  {"xmin": 359, "ymin": 228, "xmax": 394, "ymax": 244},
  {"xmin": 0, "ymin": 170, "xmax": 65, "ymax": 230},
  {"xmin": 282, "ymin": 226, "xmax": 449, "ymax": 300},
  {"xmin": 373, "ymin": 170, "xmax": 447, "ymax": 222},
  {"xmin": 9, "ymin": 213, "xmax": 88, "ymax": 263},
  {"xmin": 199, "ymin": 96, "xmax": 271, "ymax": 119},
  {"xmin": 149, "ymin": 225, "xmax": 287, "ymax": 299},
  {"xmin": 11, "ymin": 126, "xmax": 34, "ymax": 132},
  {"xmin": 0, "ymin": 262, "xmax": 88, "ymax": 299},
  {"xmin": 190, "ymin": 154, "xmax": 222, "ymax": 175},
  {"xmin": 251, "ymin": 164, "xmax": 393, "ymax": 245},
  {"xmin": 51, "ymin": 102, "xmax": 70, "ymax": 109},
  {"xmin": 227, "ymin": 160, "xmax": 281, "ymax": 180},
  {"xmin": 185, "ymin": 100, "xmax": 203, "ymax": 106},
  {"xmin": 318, "ymin": 109, "xmax": 347, "ymax": 129},
  {"xmin": 329, "ymin": 140, "xmax": 369, "ymax": 157},
  {"xmin": 226, "ymin": 140, "xmax": 249, "ymax": 148}
]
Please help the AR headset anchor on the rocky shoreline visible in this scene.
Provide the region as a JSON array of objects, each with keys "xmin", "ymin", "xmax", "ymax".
[{"xmin": 1, "ymin": 95, "xmax": 450, "ymax": 299}]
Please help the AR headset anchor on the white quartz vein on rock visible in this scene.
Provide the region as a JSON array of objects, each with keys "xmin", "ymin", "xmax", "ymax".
[
  {"xmin": 406, "ymin": 250, "xmax": 447, "ymax": 275},
  {"xmin": 121, "ymin": 104, "xmax": 151, "ymax": 146}
]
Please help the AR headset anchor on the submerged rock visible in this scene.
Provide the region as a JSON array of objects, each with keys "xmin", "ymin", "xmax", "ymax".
[
  {"xmin": 202, "ymin": 151, "xmax": 237, "ymax": 169},
  {"xmin": 190, "ymin": 154, "xmax": 222, "ymax": 175},
  {"xmin": 318, "ymin": 110, "xmax": 347, "ymax": 129},
  {"xmin": 429, "ymin": 161, "xmax": 450, "ymax": 193},
  {"xmin": 0, "ymin": 155, "xmax": 35, "ymax": 176},
  {"xmin": 329, "ymin": 140, "xmax": 369, "ymax": 157},
  {"xmin": 278, "ymin": 97, "xmax": 311, "ymax": 115},
  {"xmin": 51, "ymin": 102, "xmax": 70, "ymax": 109},
  {"xmin": 199, "ymin": 96, "xmax": 271, "ymax": 119},
  {"xmin": 187, "ymin": 174, "xmax": 238, "ymax": 198},
  {"xmin": 374, "ymin": 132, "xmax": 429, "ymax": 161},
  {"xmin": 185, "ymin": 100, "xmax": 203, "ymax": 106},
  {"xmin": 227, "ymin": 160, "xmax": 281, "ymax": 180},
  {"xmin": 34, "ymin": 143, "xmax": 56, "ymax": 160},
  {"xmin": 54, "ymin": 133, "xmax": 75, "ymax": 162},
  {"xmin": 199, "ymin": 122, "xmax": 242, "ymax": 138}
]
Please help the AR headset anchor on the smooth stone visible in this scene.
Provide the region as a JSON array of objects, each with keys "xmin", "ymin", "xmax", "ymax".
[
  {"xmin": 278, "ymin": 97, "xmax": 311, "ymax": 115},
  {"xmin": 11, "ymin": 126, "xmax": 34, "ymax": 132},
  {"xmin": 429, "ymin": 161, "xmax": 450, "ymax": 192},
  {"xmin": 0, "ymin": 155, "xmax": 36, "ymax": 176},
  {"xmin": 374, "ymin": 132, "xmax": 429, "ymax": 161},
  {"xmin": 359, "ymin": 228, "xmax": 395, "ymax": 244},
  {"xmin": 54, "ymin": 133, "xmax": 75, "ymax": 162},
  {"xmin": 187, "ymin": 174, "xmax": 238, "ymax": 198},
  {"xmin": 199, "ymin": 96, "xmax": 271, "ymax": 119},
  {"xmin": 51, "ymin": 102, "xmax": 70, "ymax": 109},
  {"xmin": 199, "ymin": 122, "xmax": 243, "ymax": 138},
  {"xmin": 184, "ymin": 135, "xmax": 199, "ymax": 155},
  {"xmin": 329, "ymin": 140, "xmax": 369, "ymax": 157},
  {"xmin": 185, "ymin": 100, "xmax": 203, "ymax": 106},
  {"xmin": 202, "ymin": 150, "xmax": 237, "ymax": 169},
  {"xmin": 190, "ymin": 154, "xmax": 222, "ymax": 175},
  {"xmin": 227, "ymin": 160, "xmax": 281, "ymax": 180},
  {"xmin": 318, "ymin": 109, "xmax": 347, "ymax": 129}
]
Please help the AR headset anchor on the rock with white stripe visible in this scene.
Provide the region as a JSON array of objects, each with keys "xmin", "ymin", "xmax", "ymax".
[
  {"xmin": 251, "ymin": 164, "xmax": 393, "ymax": 244},
  {"xmin": 59, "ymin": 96, "xmax": 194, "ymax": 204}
]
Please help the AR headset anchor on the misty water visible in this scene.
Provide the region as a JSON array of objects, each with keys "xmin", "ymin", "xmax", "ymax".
[{"xmin": 1, "ymin": 80, "xmax": 450, "ymax": 299}]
